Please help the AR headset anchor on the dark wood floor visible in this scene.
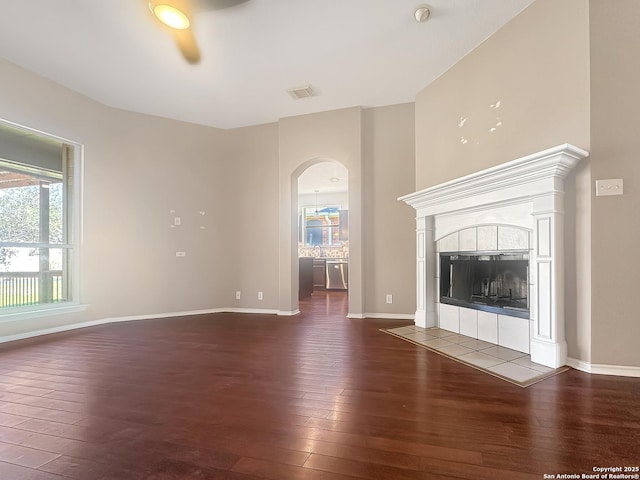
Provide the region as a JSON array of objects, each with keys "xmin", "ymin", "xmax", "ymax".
[{"xmin": 0, "ymin": 291, "xmax": 638, "ymax": 479}]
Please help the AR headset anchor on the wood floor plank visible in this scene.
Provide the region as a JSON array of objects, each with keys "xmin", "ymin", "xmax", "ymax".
[
  {"xmin": 232, "ymin": 456, "xmax": 363, "ymax": 480},
  {"xmin": 0, "ymin": 424, "xmax": 84, "ymax": 455},
  {"xmin": 0, "ymin": 402, "xmax": 86, "ymax": 425},
  {"xmin": 302, "ymin": 453, "xmax": 452, "ymax": 480},
  {"xmin": 37, "ymin": 455, "xmax": 113, "ymax": 480},
  {"xmin": 0, "ymin": 460, "xmax": 68, "ymax": 480},
  {"xmin": 0, "ymin": 291, "xmax": 637, "ymax": 480},
  {"xmin": 0, "ymin": 411, "xmax": 29, "ymax": 427},
  {"xmin": 306, "ymin": 439, "xmax": 424, "ymax": 471},
  {"xmin": 0, "ymin": 440, "xmax": 61, "ymax": 468}
]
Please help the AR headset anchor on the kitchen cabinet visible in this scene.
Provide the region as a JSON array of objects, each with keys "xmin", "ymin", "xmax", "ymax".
[
  {"xmin": 299, "ymin": 257, "xmax": 313, "ymax": 300},
  {"xmin": 313, "ymin": 258, "xmax": 326, "ymax": 289}
]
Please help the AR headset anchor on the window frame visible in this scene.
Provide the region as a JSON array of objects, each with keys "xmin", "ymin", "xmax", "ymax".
[
  {"xmin": 302, "ymin": 206, "xmax": 342, "ymax": 247},
  {"xmin": 0, "ymin": 118, "xmax": 84, "ymax": 322}
]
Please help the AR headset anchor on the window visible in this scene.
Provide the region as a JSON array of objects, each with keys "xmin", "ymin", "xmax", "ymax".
[
  {"xmin": 303, "ymin": 206, "xmax": 343, "ymax": 246},
  {"xmin": 0, "ymin": 121, "xmax": 79, "ymax": 313}
]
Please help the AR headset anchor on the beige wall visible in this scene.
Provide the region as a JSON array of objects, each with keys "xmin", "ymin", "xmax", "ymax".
[
  {"xmin": 414, "ymin": 0, "xmax": 594, "ymax": 363},
  {"xmin": 81, "ymin": 108, "xmax": 232, "ymax": 318},
  {"xmin": 277, "ymin": 105, "xmax": 416, "ymax": 318},
  {"xmin": 415, "ymin": 0, "xmax": 590, "ymax": 188},
  {"xmin": 277, "ymin": 107, "xmax": 364, "ymax": 315},
  {"xmin": 564, "ymin": 161, "xmax": 592, "ymax": 362},
  {"xmin": 223, "ymin": 123, "xmax": 280, "ymax": 309},
  {"xmin": 0, "ymin": 58, "xmax": 234, "ymax": 337},
  {"xmin": 589, "ymin": 0, "xmax": 640, "ymax": 367},
  {"xmin": 363, "ymin": 104, "xmax": 416, "ymax": 315},
  {"xmin": 0, "ymin": 58, "xmax": 417, "ymax": 340}
]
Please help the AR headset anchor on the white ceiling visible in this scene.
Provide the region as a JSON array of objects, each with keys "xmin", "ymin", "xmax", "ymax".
[
  {"xmin": 298, "ymin": 161, "xmax": 348, "ymax": 195},
  {"xmin": 0, "ymin": 0, "xmax": 533, "ymax": 130}
]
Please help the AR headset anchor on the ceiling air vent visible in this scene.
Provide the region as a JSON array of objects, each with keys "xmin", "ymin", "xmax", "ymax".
[{"xmin": 287, "ymin": 85, "xmax": 315, "ymax": 100}]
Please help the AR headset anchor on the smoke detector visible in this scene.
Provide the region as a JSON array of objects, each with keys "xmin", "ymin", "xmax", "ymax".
[
  {"xmin": 287, "ymin": 85, "xmax": 316, "ymax": 100},
  {"xmin": 414, "ymin": 5, "xmax": 431, "ymax": 23}
]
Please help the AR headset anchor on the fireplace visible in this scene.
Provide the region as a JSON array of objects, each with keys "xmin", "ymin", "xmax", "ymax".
[
  {"xmin": 440, "ymin": 252, "xmax": 529, "ymax": 319},
  {"xmin": 399, "ymin": 144, "xmax": 589, "ymax": 368}
]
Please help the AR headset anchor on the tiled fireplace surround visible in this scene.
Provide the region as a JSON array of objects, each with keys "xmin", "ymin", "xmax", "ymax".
[{"xmin": 400, "ymin": 144, "xmax": 589, "ymax": 368}]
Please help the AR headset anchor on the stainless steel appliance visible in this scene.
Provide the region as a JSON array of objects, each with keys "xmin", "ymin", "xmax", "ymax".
[{"xmin": 326, "ymin": 259, "xmax": 348, "ymax": 290}]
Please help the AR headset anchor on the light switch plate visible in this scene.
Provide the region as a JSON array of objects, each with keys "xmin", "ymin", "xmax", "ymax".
[{"xmin": 596, "ymin": 178, "xmax": 623, "ymax": 196}]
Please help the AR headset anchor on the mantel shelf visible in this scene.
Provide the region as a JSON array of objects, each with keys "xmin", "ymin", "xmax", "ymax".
[{"xmin": 399, "ymin": 144, "xmax": 588, "ymax": 217}]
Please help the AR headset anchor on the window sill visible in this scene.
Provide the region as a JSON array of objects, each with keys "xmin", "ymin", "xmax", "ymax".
[{"xmin": 0, "ymin": 303, "xmax": 88, "ymax": 324}]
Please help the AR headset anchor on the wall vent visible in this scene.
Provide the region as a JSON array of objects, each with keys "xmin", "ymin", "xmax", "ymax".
[{"xmin": 287, "ymin": 85, "xmax": 315, "ymax": 100}]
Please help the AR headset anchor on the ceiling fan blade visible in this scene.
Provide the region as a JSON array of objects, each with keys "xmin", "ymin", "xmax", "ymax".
[
  {"xmin": 173, "ymin": 28, "xmax": 201, "ymax": 64},
  {"xmin": 191, "ymin": 0, "xmax": 250, "ymax": 12},
  {"xmin": 149, "ymin": 0, "xmax": 247, "ymax": 64}
]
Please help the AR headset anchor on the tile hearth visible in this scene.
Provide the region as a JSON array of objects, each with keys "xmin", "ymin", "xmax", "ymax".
[{"xmin": 384, "ymin": 325, "xmax": 569, "ymax": 387}]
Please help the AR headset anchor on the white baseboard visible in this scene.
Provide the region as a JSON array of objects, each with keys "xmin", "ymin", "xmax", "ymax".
[
  {"xmin": 590, "ymin": 363, "xmax": 640, "ymax": 377},
  {"xmin": 277, "ymin": 309, "xmax": 300, "ymax": 316},
  {"xmin": 363, "ymin": 313, "xmax": 415, "ymax": 320},
  {"xmin": 1, "ymin": 317, "xmax": 113, "ymax": 345},
  {"xmin": 346, "ymin": 313, "xmax": 415, "ymax": 320},
  {"xmin": 566, "ymin": 357, "xmax": 591, "ymax": 373},
  {"xmin": 0, "ymin": 307, "xmax": 279, "ymax": 345},
  {"xmin": 224, "ymin": 308, "xmax": 280, "ymax": 315},
  {"xmin": 567, "ymin": 357, "xmax": 640, "ymax": 377}
]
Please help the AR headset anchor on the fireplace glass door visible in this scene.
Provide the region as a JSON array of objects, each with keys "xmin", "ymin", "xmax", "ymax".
[{"xmin": 440, "ymin": 252, "xmax": 529, "ymax": 318}]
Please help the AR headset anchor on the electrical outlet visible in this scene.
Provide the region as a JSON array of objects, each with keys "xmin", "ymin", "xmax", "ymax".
[
  {"xmin": 175, "ymin": 251, "xmax": 186, "ymax": 257},
  {"xmin": 595, "ymin": 178, "xmax": 623, "ymax": 196},
  {"xmin": 235, "ymin": 291, "xmax": 241, "ymax": 300},
  {"xmin": 174, "ymin": 216, "xmax": 181, "ymax": 226},
  {"xmin": 258, "ymin": 291, "xmax": 263, "ymax": 300},
  {"xmin": 386, "ymin": 294, "xmax": 393, "ymax": 304}
]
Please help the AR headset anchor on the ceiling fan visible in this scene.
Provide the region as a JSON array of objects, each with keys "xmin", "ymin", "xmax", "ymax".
[{"xmin": 148, "ymin": 0, "xmax": 250, "ymax": 64}]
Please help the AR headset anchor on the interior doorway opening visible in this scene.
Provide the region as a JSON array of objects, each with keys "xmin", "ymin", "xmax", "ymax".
[{"xmin": 296, "ymin": 161, "xmax": 349, "ymax": 311}]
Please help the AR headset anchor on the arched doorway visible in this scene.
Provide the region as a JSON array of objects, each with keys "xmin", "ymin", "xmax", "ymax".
[
  {"xmin": 297, "ymin": 162, "xmax": 349, "ymax": 309},
  {"xmin": 278, "ymin": 156, "xmax": 363, "ymax": 318}
]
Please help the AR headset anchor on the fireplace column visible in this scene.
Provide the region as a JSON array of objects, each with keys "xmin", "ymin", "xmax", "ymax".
[
  {"xmin": 530, "ymin": 193, "xmax": 567, "ymax": 368},
  {"xmin": 414, "ymin": 216, "xmax": 437, "ymax": 328}
]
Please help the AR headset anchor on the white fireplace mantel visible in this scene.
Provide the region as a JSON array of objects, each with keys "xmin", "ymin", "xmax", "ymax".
[{"xmin": 399, "ymin": 144, "xmax": 589, "ymax": 368}]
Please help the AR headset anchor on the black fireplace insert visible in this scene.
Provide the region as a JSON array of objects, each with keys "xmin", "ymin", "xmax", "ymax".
[{"xmin": 439, "ymin": 252, "xmax": 530, "ymax": 318}]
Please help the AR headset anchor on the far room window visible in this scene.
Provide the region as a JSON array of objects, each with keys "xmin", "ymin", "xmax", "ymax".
[
  {"xmin": 0, "ymin": 121, "xmax": 80, "ymax": 312},
  {"xmin": 303, "ymin": 206, "xmax": 343, "ymax": 246}
]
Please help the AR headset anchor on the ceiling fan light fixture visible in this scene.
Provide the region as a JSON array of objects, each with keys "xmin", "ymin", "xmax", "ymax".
[{"xmin": 150, "ymin": 3, "xmax": 191, "ymax": 30}]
